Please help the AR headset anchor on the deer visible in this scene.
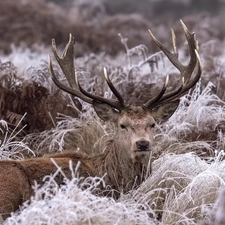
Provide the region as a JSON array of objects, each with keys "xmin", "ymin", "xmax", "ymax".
[{"xmin": 0, "ymin": 21, "xmax": 201, "ymax": 220}]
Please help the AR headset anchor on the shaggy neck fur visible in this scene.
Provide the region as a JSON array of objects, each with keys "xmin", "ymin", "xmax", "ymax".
[{"xmin": 92, "ymin": 137, "xmax": 148, "ymax": 197}]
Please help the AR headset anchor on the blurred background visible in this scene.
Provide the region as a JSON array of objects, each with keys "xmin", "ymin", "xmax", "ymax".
[{"xmin": 1, "ymin": 0, "xmax": 225, "ymax": 56}]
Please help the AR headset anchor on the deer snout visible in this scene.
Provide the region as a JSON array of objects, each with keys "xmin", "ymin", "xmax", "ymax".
[{"xmin": 136, "ymin": 141, "xmax": 150, "ymax": 151}]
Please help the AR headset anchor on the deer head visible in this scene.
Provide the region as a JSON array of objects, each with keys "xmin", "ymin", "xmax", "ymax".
[{"xmin": 48, "ymin": 20, "xmax": 201, "ymax": 161}]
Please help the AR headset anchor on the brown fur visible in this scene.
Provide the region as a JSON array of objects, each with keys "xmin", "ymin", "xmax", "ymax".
[
  {"xmin": 0, "ymin": 152, "xmax": 94, "ymax": 219},
  {"xmin": 0, "ymin": 141, "xmax": 146, "ymax": 219},
  {"xmin": 0, "ymin": 104, "xmax": 169, "ymax": 219}
]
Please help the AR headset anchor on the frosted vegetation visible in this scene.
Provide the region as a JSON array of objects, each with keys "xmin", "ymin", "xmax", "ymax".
[{"xmin": 1, "ymin": 0, "xmax": 225, "ymax": 224}]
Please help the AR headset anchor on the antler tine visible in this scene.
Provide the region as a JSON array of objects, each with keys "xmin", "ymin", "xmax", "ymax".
[
  {"xmin": 143, "ymin": 75, "xmax": 170, "ymax": 107},
  {"xmin": 148, "ymin": 29, "xmax": 181, "ymax": 69},
  {"xmin": 75, "ymin": 69, "xmax": 125, "ymax": 111},
  {"xmin": 49, "ymin": 33, "xmax": 93, "ymax": 103},
  {"xmin": 171, "ymin": 28, "xmax": 177, "ymax": 55},
  {"xmin": 180, "ymin": 19, "xmax": 199, "ymax": 83},
  {"xmin": 103, "ymin": 67, "xmax": 125, "ymax": 108},
  {"xmin": 49, "ymin": 56, "xmax": 92, "ymax": 104},
  {"xmin": 177, "ymin": 49, "xmax": 201, "ymax": 94},
  {"xmin": 51, "ymin": 33, "xmax": 77, "ymax": 89}
]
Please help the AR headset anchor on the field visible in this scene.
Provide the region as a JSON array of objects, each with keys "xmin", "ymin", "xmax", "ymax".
[{"xmin": 1, "ymin": 0, "xmax": 225, "ymax": 224}]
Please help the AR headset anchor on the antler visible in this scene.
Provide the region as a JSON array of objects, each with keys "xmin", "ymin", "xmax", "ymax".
[
  {"xmin": 49, "ymin": 21, "xmax": 201, "ymax": 112},
  {"xmin": 144, "ymin": 20, "xmax": 202, "ymax": 109},
  {"xmin": 48, "ymin": 34, "xmax": 125, "ymax": 111}
]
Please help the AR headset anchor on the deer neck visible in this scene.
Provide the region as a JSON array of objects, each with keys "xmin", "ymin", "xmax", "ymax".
[{"xmin": 93, "ymin": 138, "xmax": 147, "ymax": 194}]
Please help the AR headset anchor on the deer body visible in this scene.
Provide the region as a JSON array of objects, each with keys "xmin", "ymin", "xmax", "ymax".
[
  {"xmin": 0, "ymin": 152, "xmax": 97, "ymax": 219},
  {"xmin": 0, "ymin": 138, "xmax": 146, "ymax": 219},
  {"xmin": 0, "ymin": 21, "xmax": 202, "ymax": 219}
]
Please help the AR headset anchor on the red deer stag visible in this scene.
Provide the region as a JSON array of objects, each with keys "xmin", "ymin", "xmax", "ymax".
[{"xmin": 0, "ymin": 21, "xmax": 201, "ymax": 219}]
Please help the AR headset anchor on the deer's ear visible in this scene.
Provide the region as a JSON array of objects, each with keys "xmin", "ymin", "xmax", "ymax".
[
  {"xmin": 93, "ymin": 101, "xmax": 120, "ymax": 122},
  {"xmin": 150, "ymin": 100, "xmax": 180, "ymax": 123}
]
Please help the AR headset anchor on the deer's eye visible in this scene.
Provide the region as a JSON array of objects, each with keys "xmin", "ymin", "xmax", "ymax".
[
  {"xmin": 147, "ymin": 123, "xmax": 155, "ymax": 129},
  {"xmin": 120, "ymin": 124, "xmax": 127, "ymax": 129}
]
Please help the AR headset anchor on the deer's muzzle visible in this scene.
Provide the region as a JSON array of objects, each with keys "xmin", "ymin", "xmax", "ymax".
[{"xmin": 136, "ymin": 141, "xmax": 149, "ymax": 151}]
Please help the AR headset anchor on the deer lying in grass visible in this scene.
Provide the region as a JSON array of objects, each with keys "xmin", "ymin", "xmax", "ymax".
[{"xmin": 0, "ymin": 21, "xmax": 201, "ymax": 219}]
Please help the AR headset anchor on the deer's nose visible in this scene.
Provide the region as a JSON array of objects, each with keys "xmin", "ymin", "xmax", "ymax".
[{"xmin": 136, "ymin": 141, "xmax": 150, "ymax": 151}]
